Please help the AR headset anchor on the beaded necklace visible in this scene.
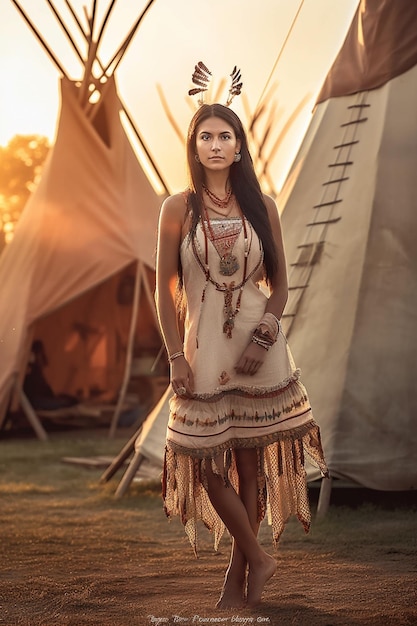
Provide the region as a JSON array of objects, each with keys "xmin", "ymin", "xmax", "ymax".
[
  {"xmin": 203, "ymin": 184, "xmax": 232, "ymax": 209},
  {"xmin": 203, "ymin": 204, "xmax": 242, "ymax": 276},
  {"xmin": 192, "ymin": 217, "xmax": 264, "ymax": 340}
]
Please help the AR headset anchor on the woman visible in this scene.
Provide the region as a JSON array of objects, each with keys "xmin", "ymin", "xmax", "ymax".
[{"xmin": 155, "ymin": 102, "xmax": 327, "ymax": 609}]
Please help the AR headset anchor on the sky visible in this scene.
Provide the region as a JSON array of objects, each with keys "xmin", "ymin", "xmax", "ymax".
[{"xmin": 0, "ymin": 0, "xmax": 359, "ymax": 194}]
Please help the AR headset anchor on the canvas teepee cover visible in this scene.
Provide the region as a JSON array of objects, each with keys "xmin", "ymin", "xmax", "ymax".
[
  {"xmin": 0, "ymin": 74, "xmax": 161, "ymax": 428},
  {"xmin": 279, "ymin": 0, "xmax": 417, "ymax": 490}
]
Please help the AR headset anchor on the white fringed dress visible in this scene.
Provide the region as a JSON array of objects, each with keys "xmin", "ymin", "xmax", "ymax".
[{"xmin": 163, "ymin": 215, "xmax": 328, "ymax": 554}]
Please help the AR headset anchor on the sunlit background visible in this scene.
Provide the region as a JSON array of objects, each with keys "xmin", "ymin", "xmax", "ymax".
[{"xmin": 0, "ymin": 0, "xmax": 359, "ymax": 244}]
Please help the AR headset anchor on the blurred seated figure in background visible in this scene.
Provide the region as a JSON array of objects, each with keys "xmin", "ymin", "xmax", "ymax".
[{"xmin": 23, "ymin": 340, "xmax": 78, "ymax": 410}]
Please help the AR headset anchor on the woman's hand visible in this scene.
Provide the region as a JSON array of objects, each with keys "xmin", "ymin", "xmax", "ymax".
[
  {"xmin": 171, "ymin": 357, "xmax": 194, "ymax": 396},
  {"xmin": 234, "ymin": 342, "xmax": 267, "ymax": 376}
]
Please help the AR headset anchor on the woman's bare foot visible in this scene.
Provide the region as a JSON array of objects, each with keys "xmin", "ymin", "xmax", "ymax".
[
  {"xmin": 246, "ymin": 554, "xmax": 276, "ymax": 607},
  {"xmin": 216, "ymin": 574, "xmax": 246, "ymax": 609}
]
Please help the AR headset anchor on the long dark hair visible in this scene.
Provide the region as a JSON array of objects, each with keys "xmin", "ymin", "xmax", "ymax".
[{"xmin": 186, "ymin": 103, "xmax": 278, "ymax": 283}]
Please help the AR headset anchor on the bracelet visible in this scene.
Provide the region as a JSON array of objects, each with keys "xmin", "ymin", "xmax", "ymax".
[
  {"xmin": 251, "ymin": 335, "xmax": 271, "ymax": 350},
  {"xmin": 268, "ymin": 313, "xmax": 282, "ymax": 336},
  {"xmin": 258, "ymin": 313, "xmax": 281, "ymax": 339},
  {"xmin": 168, "ymin": 350, "xmax": 184, "ymax": 363},
  {"xmin": 255, "ymin": 313, "xmax": 282, "ymax": 345}
]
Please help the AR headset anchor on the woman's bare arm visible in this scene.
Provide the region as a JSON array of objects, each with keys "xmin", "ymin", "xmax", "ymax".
[
  {"xmin": 234, "ymin": 195, "xmax": 288, "ymax": 375},
  {"xmin": 155, "ymin": 194, "xmax": 194, "ymax": 393}
]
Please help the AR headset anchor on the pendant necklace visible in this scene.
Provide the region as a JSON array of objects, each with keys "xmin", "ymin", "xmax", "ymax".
[
  {"xmin": 202, "ymin": 204, "xmax": 242, "ymax": 276},
  {"xmin": 192, "ymin": 218, "xmax": 263, "ymax": 340}
]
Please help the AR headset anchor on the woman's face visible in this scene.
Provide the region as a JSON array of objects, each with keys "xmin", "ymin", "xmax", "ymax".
[{"xmin": 195, "ymin": 116, "xmax": 241, "ymax": 172}]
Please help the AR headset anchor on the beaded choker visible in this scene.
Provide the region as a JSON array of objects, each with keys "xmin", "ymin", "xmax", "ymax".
[{"xmin": 203, "ymin": 184, "xmax": 233, "ymax": 209}]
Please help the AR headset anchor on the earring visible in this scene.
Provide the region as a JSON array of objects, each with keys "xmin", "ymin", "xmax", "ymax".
[
  {"xmin": 195, "ymin": 154, "xmax": 201, "ymax": 163},
  {"xmin": 234, "ymin": 153, "xmax": 241, "ymax": 163}
]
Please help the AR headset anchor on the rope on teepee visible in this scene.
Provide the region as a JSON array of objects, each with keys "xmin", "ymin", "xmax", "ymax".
[{"xmin": 255, "ymin": 0, "xmax": 306, "ymax": 112}]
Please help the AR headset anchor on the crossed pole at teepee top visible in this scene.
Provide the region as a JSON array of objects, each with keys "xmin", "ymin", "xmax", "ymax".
[{"xmin": 10, "ymin": 0, "xmax": 169, "ymax": 195}]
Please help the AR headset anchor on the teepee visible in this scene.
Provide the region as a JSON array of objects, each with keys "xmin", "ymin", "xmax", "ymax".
[
  {"xmin": 0, "ymin": 1, "xmax": 167, "ymax": 439},
  {"xmin": 105, "ymin": 0, "xmax": 417, "ymax": 499},
  {"xmin": 103, "ymin": 0, "xmax": 417, "ymax": 498},
  {"xmin": 279, "ymin": 0, "xmax": 417, "ymax": 494}
]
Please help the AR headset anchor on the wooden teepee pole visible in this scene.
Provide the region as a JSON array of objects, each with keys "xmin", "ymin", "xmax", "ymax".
[
  {"xmin": 100, "ymin": 424, "xmax": 143, "ymax": 482},
  {"xmin": 10, "ymin": 0, "xmax": 68, "ymax": 77},
  {"xmin": 108, "ymin": 260, "xmax": 142, "ymax": 438},
  {"xmin": 64, "ymin": 0, "xmax": 88, "ymax": 37},
  {"xmin": 62, "ymin": 1, "xmax": 169, "ymax": 194},
  {"xmin": 94, "ymin": 0, "xmax": 118, "ymax": 47},
  {"xmin": 98, "ymin": 0, "xmax": 156, "ymax": 79},
  {"xmin": 79, "ymin": 2, "xmax": 99, "ymax": 105},
  {"xmin": 46, "ymin": 0, "xmax": 84, "ymax": 65}
]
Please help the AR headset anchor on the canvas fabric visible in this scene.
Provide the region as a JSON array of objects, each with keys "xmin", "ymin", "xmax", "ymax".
[
  {"xmin": 0, "ymin": 76, "xmax": 161, "ymax": 407},
  {"xmin": 317, "ymin": 0, "xmax": 417, "ymax": 102},
  {"xmin": 279, "ymin": 48, "xmax": 417, "ymax": 490}
]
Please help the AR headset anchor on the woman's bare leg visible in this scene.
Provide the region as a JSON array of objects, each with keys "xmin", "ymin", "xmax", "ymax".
[
  {"xmin": 216, "ymin": 449, "xmax": 260, "ymax": 607},
  {"xmin": 205, "ymin": 452, "xmax": 276, "ymax": 608}
]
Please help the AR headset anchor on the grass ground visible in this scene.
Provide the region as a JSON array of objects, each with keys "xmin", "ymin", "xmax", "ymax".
[{"xmin": 0, "ymin": 428, "xmax": 416, "ymax": 626}]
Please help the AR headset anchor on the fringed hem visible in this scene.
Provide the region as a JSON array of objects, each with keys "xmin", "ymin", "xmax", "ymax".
[
  {"xmin": 162, "ymin": 422, "xmax": 328, "ymax": 555},
  {"xmin": 166, "ymin": 419, "xmax": 317, "ymax": 459}
]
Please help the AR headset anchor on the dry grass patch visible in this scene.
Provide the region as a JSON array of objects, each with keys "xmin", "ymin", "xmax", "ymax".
[{"xmin": 0, "ymin": 429, "xmax": 416, "ymax": 625}]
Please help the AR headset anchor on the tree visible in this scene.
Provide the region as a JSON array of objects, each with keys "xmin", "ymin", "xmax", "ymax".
[{"xmin": 0, "ymin": 134, "xmax": 50, "ymax": 251}]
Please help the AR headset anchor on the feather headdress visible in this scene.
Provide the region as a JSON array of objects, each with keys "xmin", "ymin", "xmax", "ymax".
[
  {"xmin": 226, "ymin": 66, "xmax": 243, "ymax": 106},
  {"xmin": 188, "ymin": 62, "xmax": 212, "ymax": 105},
  {"xmin": 188, "ymin": 62, "xmax": 243, "ymax": 106}
]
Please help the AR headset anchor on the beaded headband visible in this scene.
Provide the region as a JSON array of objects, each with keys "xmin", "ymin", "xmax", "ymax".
[{"xmin": 188, "ymin": 61, "xmax": 243, "ymax": 106}]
